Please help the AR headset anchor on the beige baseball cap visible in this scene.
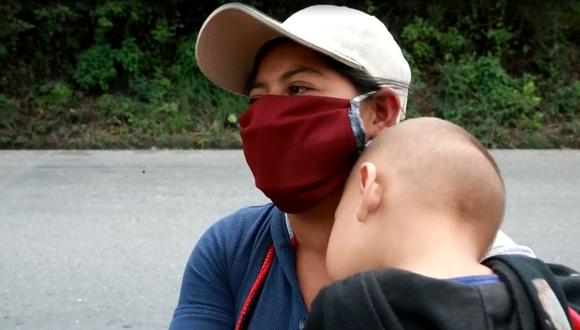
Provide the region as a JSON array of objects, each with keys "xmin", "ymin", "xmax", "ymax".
[{"xmin": 195, "ymin": 2, "xmax": 411, "ymax": 113}]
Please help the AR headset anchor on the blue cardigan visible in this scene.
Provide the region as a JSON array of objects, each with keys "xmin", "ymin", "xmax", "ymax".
[{"xmin": 169, "ymin": 204, "xmax": 309, "ymax": 330}]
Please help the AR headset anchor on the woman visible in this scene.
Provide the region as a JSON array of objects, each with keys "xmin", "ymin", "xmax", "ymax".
[{"xmin": 169, "ymin": 4, "xmax": 533, "ymax": 330}]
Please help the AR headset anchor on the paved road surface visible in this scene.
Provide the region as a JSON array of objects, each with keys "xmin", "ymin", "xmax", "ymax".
[{"xmin": 1, "ymin": 150, "xmax": 579, "ymax": 329}]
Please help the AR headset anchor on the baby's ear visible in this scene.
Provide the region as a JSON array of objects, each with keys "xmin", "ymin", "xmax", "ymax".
[{"xmin": 356, "ymin": 162, "xmax": 383, "ymax": 222}]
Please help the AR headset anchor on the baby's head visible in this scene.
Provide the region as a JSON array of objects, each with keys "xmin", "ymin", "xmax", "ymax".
[{"xmin": 326, "ymin": 117, "xmax": 505, "ymax": 281}]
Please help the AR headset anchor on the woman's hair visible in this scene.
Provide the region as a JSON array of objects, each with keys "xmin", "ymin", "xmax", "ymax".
[{"xmin": 244, "ymin": 37, "xmax": 410, "ymax": 96}]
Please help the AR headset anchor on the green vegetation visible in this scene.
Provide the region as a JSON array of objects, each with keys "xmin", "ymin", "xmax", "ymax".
[{"xmin": 1, "ymin": 1, "xmax": 578, "ymax": 148}]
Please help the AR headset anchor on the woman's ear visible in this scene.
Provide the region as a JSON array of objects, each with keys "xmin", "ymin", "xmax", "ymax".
[
  {"xmin": 362, "ymin": 88, "xmax": 401, "ymax": 140},
  {"xmin": 356, "ymin": 162, "xmax": 383, "ymax": 222}
]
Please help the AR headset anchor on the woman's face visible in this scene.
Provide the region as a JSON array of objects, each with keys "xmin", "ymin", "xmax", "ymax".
[{"xmin": 248, "ymin": 42, "xmax": 359, "ymax": 102}]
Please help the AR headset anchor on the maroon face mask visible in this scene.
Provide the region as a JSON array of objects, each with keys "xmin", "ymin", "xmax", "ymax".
[{"xmin": 239, "ymin": 94, "xmax": 367, "ymax": 214}]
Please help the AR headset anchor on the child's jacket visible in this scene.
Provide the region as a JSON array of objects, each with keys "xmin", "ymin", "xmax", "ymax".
[{"xmin": 306, "ymin": 255, "xmax": 580, "ymax": 330}]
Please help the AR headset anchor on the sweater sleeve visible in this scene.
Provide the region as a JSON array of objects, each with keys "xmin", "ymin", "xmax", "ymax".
[
  {"xmin": 485, "ymin": 230, "xmax": 536, "ymax": 259},
  {"xmin": 169, "ymin": 220, "xmax": 235, "ymax": 330}
]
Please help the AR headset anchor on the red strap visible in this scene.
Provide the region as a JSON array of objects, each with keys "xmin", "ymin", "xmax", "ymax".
[
  {"xmin": 235, "ymin": 245, "xmax": 276, "ymax": 330},
  {"xmin": 569, "ymin": 307, "xmax": 580, "ymax": 330}
]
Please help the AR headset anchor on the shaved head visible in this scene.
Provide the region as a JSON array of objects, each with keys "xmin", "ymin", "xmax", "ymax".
[{"xmin": 357, "ymin": 117, "xmax": 505, "ymax": 256}]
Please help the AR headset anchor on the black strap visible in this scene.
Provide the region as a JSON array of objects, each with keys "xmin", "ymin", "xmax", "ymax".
[{"xmin": 485, "ymin": 255, "xmax": 572, "ymax": 330}]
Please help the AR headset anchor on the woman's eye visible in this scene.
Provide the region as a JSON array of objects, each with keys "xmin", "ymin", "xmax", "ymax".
[{"xmin": 289, "ymin": 86, "xmax": 308, "ymax": 95}]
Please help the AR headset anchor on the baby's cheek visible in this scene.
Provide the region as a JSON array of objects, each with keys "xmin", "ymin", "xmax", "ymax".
[
  {"xmin": 325, "ymin": 232, "xmax": 343, "ymax": 280},
  {"xmin": 326, "ymin": 226, "xmax": 354, "ymax": 281}
]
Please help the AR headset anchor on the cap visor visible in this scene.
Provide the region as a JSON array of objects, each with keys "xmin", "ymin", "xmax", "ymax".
[
  {"xmin": 196, "ymin": 4, "xmax": 289, "ymax": 95},
  {"xmin": 195, "ymin": 3, "xmax": 360, "ymax": 95}
]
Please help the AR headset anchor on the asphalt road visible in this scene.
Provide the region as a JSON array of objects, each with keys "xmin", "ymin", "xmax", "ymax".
[{"xmin": 1, "ymin": 150, "xmax": 579, "ymax": 330}]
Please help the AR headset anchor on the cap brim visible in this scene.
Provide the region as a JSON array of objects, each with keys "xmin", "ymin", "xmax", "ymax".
[{"xmin": 195, "ymin": 3, "xmax": 361, "ymax": 96}]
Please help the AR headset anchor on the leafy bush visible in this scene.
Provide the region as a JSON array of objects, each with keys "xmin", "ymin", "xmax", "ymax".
[
  {"xmin": 438, "ymin": 56, "xmax": 542, "ymax": 147},
  {"xmin": 543, "ymin": 81, "xmax": 580, "ymax": 119},
  {"xmin": 73, "ymin": 45, "xmax": 117, "ymax": 91},
  {"xmin": 0, "ymin": 95, "xmax": 19, "ymax": 140},
  {"xmin": 0, "ymin": 1, "xmax": 578, "ymax": 149},
  {"xmin": 116, "ymin": 38, "xmax": 143, "ymax": 74},
  {"xmin": 36, "ymin": 82, "xmax": 73, "ymax": 108},
  {"xmin": 402, "ymin": 18, "xmax": 470, "ymax": 64}
]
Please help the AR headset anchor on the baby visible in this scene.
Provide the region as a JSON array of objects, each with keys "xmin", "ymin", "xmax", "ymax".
[
  {"xmin": 306, "ymin": 117, "xmax": 578, "ymax": 330},
  {"xmin": 327, "ymin": 117, "xmax": 504, "ymax": 282}
]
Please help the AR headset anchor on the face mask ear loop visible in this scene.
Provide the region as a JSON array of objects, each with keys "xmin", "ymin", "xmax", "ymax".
[
  {"xmin": 380, "ymin": 83, "xmax": 408, "ymax": 123},
  {"xmin": 349, "ymin": 91, "xmax": 376, "ymax": 152},
  {"xmin": 397, "ymin": 108, "xmax": 406, "ymax": 123}
]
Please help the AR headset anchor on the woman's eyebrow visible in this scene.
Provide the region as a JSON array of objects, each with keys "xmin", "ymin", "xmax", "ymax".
[
  {"xmin": 248, "ymin": 66, "xmax": 325, "ymax": 94},
  {"xmin": 280, "ymin": 66, "xmax": 325, "ymax": 82}
]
